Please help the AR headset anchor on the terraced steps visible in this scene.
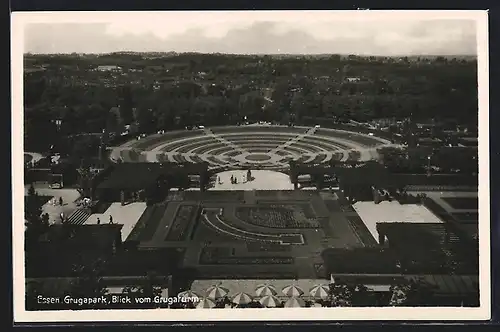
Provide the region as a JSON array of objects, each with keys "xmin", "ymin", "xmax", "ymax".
[{"xmin": 66, "ymin": 209, "xmax": 91, "ymax": 225}]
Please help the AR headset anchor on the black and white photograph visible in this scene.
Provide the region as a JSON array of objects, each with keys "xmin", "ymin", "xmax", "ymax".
[{"xmin": 12, "ymin": 10, "xmax": 490, "ymax": 322}]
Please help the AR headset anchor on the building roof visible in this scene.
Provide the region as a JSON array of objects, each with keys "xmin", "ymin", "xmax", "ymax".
[
  {"xmin": 377, "ymin": 222, "xmax": 450, "ymax": 250},
  {"xmin": 376, "ymin": 222, "xmax": 478, "ymax": 275},
  {"xmin": 352, "ymin": 202, "xmax": 443, "ymax": 244},
  {"xmin": 403, "ymin": 275, "xmax": 479, "ymax": 296}
]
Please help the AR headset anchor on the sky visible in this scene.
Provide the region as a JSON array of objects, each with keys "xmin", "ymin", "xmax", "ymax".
[{"xmin": 19, "ymin": 11, "xmax": 479, "ymax": 56}]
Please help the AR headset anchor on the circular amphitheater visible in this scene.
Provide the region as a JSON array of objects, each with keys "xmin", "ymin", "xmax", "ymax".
[{"xmin": 110, "ymin": 125, "xmax": 394, "ymax": 170}]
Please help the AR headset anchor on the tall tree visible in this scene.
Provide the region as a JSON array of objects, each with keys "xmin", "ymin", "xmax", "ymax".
[
  {"xmin": 69, "ymin": 256, "xmax": 108, "ymax": 308},
  {"xmin": 389, "ymin": 278, "xmax": 435, "ymax": 306},
  {"xmin": 24, "ymin": 184, "xmax": 49, "ymax": 248},
  {"xmin": 119, "ymin": 85, "xmax": 135, "ymax": 125},
  {"xmin": 76, "ymin": 164, "xmax": 94, "ymax": 198},
  {"xmin": 327, "ymin": 280, "xmax": 371, "ymax": 307}
]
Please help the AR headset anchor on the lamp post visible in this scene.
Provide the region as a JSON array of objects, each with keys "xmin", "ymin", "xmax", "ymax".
[{"xmin": 54, "ymin": 119, "xmax": 62, "ymax": 131}]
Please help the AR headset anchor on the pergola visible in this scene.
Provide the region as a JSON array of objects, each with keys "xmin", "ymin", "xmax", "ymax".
[
  {"xmin": 334, "ymin": 162, "xmax": 396, "ymax": 201},
  {"xmin": 289, "ymin": 160, "xmax": 339, "ymax": 189},
  {"xmin": 289, "ymin": 160, "xmax": 397, "ymax": 195},
  {"xmin": 93, "ymin": 162, "xmax": 210, "ymax": 202}
]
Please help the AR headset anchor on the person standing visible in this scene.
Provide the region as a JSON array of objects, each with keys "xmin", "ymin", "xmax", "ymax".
[
  {"xmin": 109, "ymin": 215, "xmax": 113, "ymax": 224},
  {"xmin": 97, "ymin": 217, "xmax": 101, "ymax": 225},
  {"xmin": 59, "ymin": 197, "xmax": 63, "ymax": 206}
]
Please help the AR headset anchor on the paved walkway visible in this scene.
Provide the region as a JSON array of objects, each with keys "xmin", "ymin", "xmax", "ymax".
[
  {"xmin": 209, "ymin": 170, "xmax": 294, "ymax": 191},
  {"xmin": 85, "ymin": 202, "xmax": 147, "ymax": 242}
]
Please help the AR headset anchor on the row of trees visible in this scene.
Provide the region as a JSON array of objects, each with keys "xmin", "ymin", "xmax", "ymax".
[{"xmin": 378, "ymin": 146, "xmax": 478, "ymax": 175}]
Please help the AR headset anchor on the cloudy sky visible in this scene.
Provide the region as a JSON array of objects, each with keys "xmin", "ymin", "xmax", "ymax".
[{"xmin": 18, "ymin": 11, "xmax": 479, "ymax": 55}]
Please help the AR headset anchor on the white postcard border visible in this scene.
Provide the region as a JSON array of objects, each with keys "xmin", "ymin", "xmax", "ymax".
[{"xmin": 11, "ymin": 10, "xmax": 491, "ymax": 323}]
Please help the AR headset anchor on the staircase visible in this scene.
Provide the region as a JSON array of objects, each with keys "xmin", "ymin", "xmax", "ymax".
[{"xmin": 66, "ymin": 209, "xmax": 91, "ymax": 225}]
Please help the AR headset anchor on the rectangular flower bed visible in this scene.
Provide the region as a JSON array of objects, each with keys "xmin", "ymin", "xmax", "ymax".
[{"xmin": 165, "ymin": 204, "xmax": 200, "ymax": 241}]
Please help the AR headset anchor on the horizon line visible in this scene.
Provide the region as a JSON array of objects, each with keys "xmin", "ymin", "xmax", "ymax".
[{"xmin": 24, "ymin": 51, "xmax": 478, "ymax": 58}]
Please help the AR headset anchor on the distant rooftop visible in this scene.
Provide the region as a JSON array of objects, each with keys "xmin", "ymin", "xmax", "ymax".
[{"xmin": 97, "ymin": 65, "xmax": 122, "ymax": 71}]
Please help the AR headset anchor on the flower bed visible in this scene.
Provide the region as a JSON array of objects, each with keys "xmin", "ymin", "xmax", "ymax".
[
  {"xmin": 159, "ymin": 136, "xmax": 209, "ymax": 152},
  {"xmin": 236, "ymin": 204, "xmax": 320, "ymax": 228},
  {"xmin": 309, "ymin": 154, "xmax": 328, "ymax": 164},
  {"xmin": 315, "ymin": 128, "xmax": 386, "ymax": 147},
  {"xmin": 165, "ymin": 204, "xmax": 200, "ymax": 241},
  {"xmin": 206, "ymin": 155, "xmax": 225, "ymax": 165}
]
